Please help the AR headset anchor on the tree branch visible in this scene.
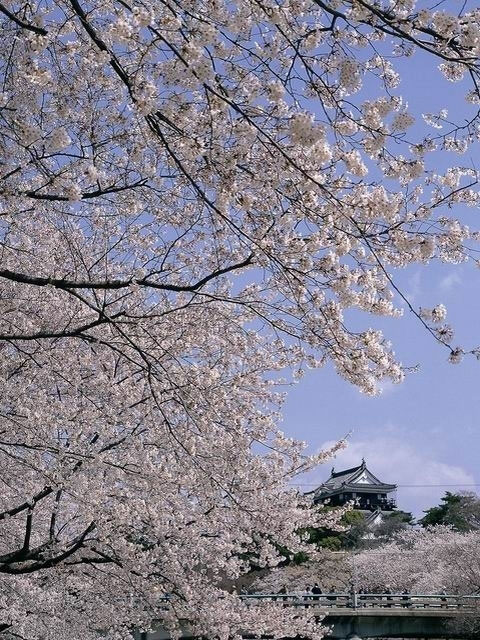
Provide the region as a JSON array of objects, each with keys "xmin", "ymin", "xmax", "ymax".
[
  {"xmin": 22, "ymin": 508, "xmax": 33, "ymax": 555},
  {"xmin": 0, "ymin": 254, "xmax": 254, "ymax": 296},
  {"xmin": 0, "ymin": 2, "xmax": 47, "ymax": 36},
  {"xmin": 0, "ymin": 316, "xmax": 106, "ymax": 342},
  {"xmin": 0, "ymin": 522, "xmax": 96, "ymax": 574},
  {"xmin": 0, "ymin": 485, "xmax": 53, "ymax": 522},
  {"xmin": 23, "ymin": 180, "xmax": 148, "ymax": 202}
]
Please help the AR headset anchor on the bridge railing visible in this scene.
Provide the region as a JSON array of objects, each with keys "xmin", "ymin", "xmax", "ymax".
[{"xmin": 240, "ymin": 593, "xmax": 480, "ymax": 611}]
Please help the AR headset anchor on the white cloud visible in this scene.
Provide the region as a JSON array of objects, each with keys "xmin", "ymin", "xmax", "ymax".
[
  {"xmin": 376, "ymin": 379, "xmax": 398, "ymax": 396},
  {"xmin": 439, "ymin": 271, "xmax": 462, "ymax": 292},
  {"xmin": 306, "ymin": 437, "xmax": 475, "ymax": 518},
  {"xmin": 405, "ymin": 270, "xmax": 422, "ymax": 303}
]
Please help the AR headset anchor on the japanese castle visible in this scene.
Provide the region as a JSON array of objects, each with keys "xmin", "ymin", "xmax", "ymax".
[{"xmin": 311, "ymin": 459, "xmax": 397, "ymax": 526}]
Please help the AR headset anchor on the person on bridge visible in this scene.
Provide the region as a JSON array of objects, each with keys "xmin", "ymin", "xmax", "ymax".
[
  {"xmin": 327, "ymin": 587, "xmax": 337, "ymax": 604},
  {"xmin": 311, "ymin": 583, "xmax": 322, "ymax": 601},
  {"xmin": 358, "ymin": 588, "xmax": 366, "ymax": 608},
  {"xmin": 384, "ymin": 586, "xmax": 393, "ymax": 608},
  {"xmin": 441, "ymin": 587, "xmax": 447, "ymax": 608},
  {"xmin": 347, "ymin": 583, "xmax": 356, "ymax": 609},
  {"xmin": 295, "ymin": 587, "xmax": 311, "ymax": 606}
]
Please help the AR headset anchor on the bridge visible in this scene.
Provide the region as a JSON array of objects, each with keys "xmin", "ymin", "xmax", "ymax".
[
  {"xmin": 135, "ymin": 593, "xmax": 480, "ymax": 640},
  {"xmin": 242, "ymin": 593, "xmax": 480, "ymax": 638}
]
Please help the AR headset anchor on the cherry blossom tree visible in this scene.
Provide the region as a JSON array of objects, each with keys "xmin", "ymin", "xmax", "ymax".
[
  {"xmin": 250, "ymin": 555, "xmax": 351, "ymax": 593},
  {"xmin": 353, "ymin": 527, "xmax": 480, "ymax": 635},
  {"xmin": 0, "ymin": 0, "xmax": 479, "ymax": 637},
  {"xmin": 354, "ymin": 526, "xmax": 480, "ymax": 594}
]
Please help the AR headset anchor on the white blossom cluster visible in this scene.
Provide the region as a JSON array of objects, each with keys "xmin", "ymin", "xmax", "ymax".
[
  {"xmin": 391, "ymin": 111, "xmax": 416, "ymax": 132},
  {"xmin": 354, "ymin": 526, "xmax": 480, "ymax": 595},
  {"xmin": 0, "ymin": 0, "xmax": 478, "ymax": 637},
  {"xmin": 46, "ymin": 126, "xmax": 71, "ymax": 151},
  {"xmin": 339, "ymin": 58, "xmax": 362, "ymax": 94}
]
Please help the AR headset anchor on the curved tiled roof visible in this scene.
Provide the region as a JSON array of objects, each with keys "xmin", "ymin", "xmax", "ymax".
[
  {"xmin": 330, "ymin": 464, "xmax": 363, "ymax": 478},
  {"xmin": 312, "ymin": 459, "xmax": 397, "ymax": 498}
]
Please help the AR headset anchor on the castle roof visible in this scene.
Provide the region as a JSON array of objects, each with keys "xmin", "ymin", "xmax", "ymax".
[{"xmin": 311, "ymin": 459, "xmax": 396, "ymax": 501}]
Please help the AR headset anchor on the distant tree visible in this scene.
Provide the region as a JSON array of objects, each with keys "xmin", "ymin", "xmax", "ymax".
[
  {"xmin": 250, "ymin": 556, "xmax": 351, "ymax": 594},
  {"xmin": 420, "ymin": 492, "xmax": 464, "ymax": 527},
  {"xmin": 305, "ymin": 508, "xmax": 414, "ymax": 551},
  {"xmin": 374, "ymin": 510, "xmax": 415, "ymax": 540},
  {"xmin": 304, "ymin": 509, "xmax": 368, "ymax": 551},
  {"xmin": 420, "ymin": 492, "xmax": 480, "ymax": 531},
  {"xmin": 339, "ymin": 511, "xmax": 370, "ymax": 549},
  {"xmin": 354, "ymin": 527, "xmax": 480, "ymax": 595},
  {"xmin": 311, "ymin": 508, "xmax": 416, "ymax": 550},
  {"xmin": 354, "ymin": 526, "xmax": 480, "ymax": 637}
]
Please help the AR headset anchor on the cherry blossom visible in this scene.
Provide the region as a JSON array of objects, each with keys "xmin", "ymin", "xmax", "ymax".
[
  {"xmin": 0, "ymin": 0, "xmax": 479, "ymax": 637},
  {"xmin": 354, "ymin": 526, "xmax": 480, "ymax": 595}
]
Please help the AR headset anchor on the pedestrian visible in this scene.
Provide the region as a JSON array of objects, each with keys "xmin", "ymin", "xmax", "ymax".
[
  {"xmin": 327, "ymin": 587, "xmax": 337, "ymax": 605},
  {"xmin": 312, "ymin": 583, "xmax": 322, "ymax": 602},
  {"xmin": 347, "ymin": 582, "xmax": 358, "ymax": 609},
  {"xmin": 385, "ymin": 585, "xmax": 392, "ymax": 608},
  {"xmin": 441, "ymin": 587, "xmax": 447, "ymax": 609},
  {"xmin": 358, "ymin": 588, "xmax": 365, "ymax": 608}
]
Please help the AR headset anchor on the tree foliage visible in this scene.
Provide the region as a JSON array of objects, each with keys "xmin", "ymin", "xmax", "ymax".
[
  {"xmin": 373, "ymin": 510, "xmax": 415, "ymax": 540},
  {"xmin": 305, "ymin": 509, "xmax": 368, "ymax": 551},
  {"xmin": 0, "ymin": 0, "xmax": 479, "ymax": 637},
  {"xmin": 306, "ymin": 508, "xmax": 414, "ymax": 551},
  {"xmin": 354, "ymin": 526, "xmax": 480, "ymax": 594},
  {"xmin": 420, "ymin": 492, "xmax": 480, "ymax": 531},
  {"xmin": 354, "ymin": 526, "xmax": 480, "ymax": 636}
]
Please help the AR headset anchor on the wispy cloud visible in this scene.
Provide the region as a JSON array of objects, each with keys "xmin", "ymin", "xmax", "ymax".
[
  {"xmin": 377, "ymin": 379, "xmax": 398, "ymax": 396},
  {"xmin": 438, "ymin": 271, "xmax": 462, "ymax": 293},
  {"xmin": 405, "ymin": 270, "xmax": 422, "ymax": 303}
]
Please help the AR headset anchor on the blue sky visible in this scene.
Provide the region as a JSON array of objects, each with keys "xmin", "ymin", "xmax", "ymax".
[
  {"xmin": 281, "ymin": 42, "xmax": 480, "ymax": 518},
  {"xmin": 283, "ymin": 260, "xmax": 480, "ymax": 516}
]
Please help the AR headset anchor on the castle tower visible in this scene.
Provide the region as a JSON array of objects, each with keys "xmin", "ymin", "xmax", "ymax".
[{"xmin": 311, "ymin": 459, "xmax": 397, "ymax": 520}]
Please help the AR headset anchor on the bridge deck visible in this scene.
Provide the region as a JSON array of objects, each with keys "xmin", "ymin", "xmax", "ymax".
[
  {"xmin": 238, "ymin": 594, "xmax": 480, "ymax": 639},
  {"xmin": 241, "ymin": 592, "xmax": 480, "ymax": 614},
  {"xmin": 136, "ymin": 594, "xmax": 480, "ymax": 640},
  {"xmin": 324, "ymin": 607, "xmax": 458, "ymax": 618}
]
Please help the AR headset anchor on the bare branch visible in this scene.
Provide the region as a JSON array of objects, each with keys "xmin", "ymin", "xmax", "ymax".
[
  {"xmin": 0, "ymin": 2, "xmax": 47, "ymax": 36},
  {"xmin": 0, "ymin": 254, "xmax": 254, "ymax": 297}
]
